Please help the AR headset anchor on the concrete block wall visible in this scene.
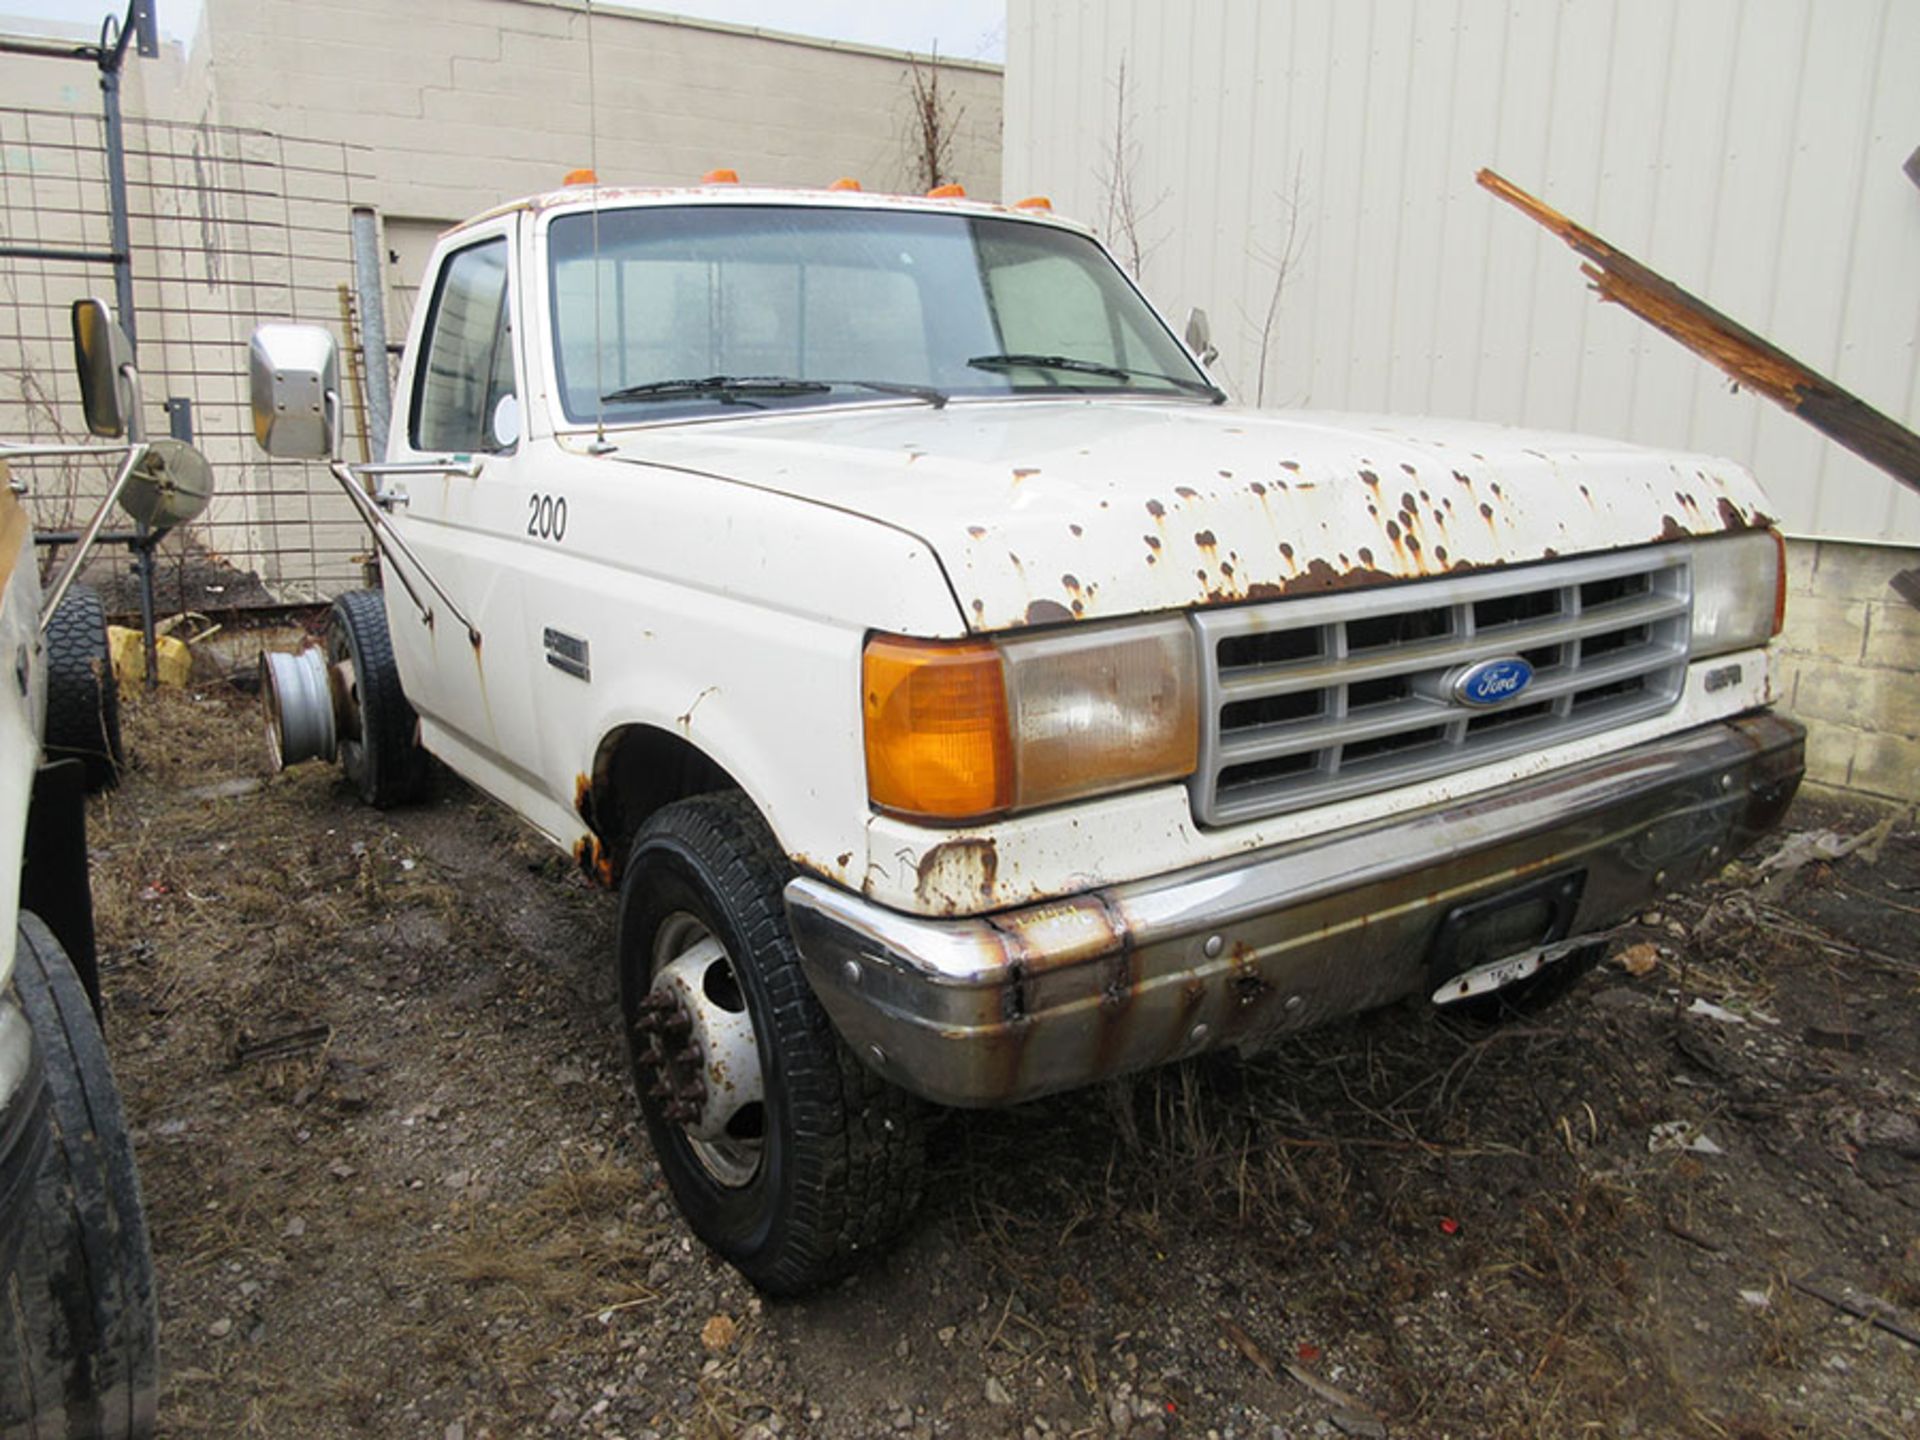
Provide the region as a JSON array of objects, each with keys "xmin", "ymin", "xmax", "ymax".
[
  {"xmin": 1777, "ymin": 539, "xmax": 1920, "ymax": 803},
  {"xmin": 191, "ymin": 0, "xmax": 1004, "ymax": 222}
]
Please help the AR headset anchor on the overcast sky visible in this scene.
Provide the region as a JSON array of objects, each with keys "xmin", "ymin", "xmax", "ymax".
[{"xmin": 1, "ymin": 1, "xmax": 1005, "ymax": 61}]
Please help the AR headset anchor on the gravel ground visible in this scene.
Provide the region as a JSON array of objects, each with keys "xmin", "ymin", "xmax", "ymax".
[{"xmin": 84, "ymin": 683, "xmax": 1920, "ymax": 1439}]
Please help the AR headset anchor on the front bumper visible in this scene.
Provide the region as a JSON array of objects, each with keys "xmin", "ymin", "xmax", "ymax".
[
  {"xmin": 0, "ymin": 986, "xmax": 51, "ymax": 1282},
  {"xmin": 786, "ymin": 712, "xmax": 1804, "ymax": 1107}
]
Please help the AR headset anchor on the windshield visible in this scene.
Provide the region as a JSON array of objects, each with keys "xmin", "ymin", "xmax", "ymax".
[{"xmin": 545, "ymin": 204, "xmax": 1214, "ymax": 423}]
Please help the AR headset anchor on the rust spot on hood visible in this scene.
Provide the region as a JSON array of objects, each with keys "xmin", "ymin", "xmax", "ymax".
[
  {"xmin": 1175, "ymin": 486, "xmax": 1200, "ymax": 500},
  {"xmin": 1194, "ymin": 529, "xmax": 1218, "ymax": 550},
  {"xmin": 1146, "ymin": 499, "xmax": 1166, "ymax": 519},
  {"xmin": 1715, "ymin": 496, "xmax": 1767, "ymax": 531},
  {"xmin": 1012, "ymin": 467, "xmax": 1040, "ymax": 482},
  {"xmin": 968, "ymin": 525, "xmax": 988, "ymax": 538},
  {"xmin": 1026, "ymin": 598, "xmax": 1074, "ymax": 625}
]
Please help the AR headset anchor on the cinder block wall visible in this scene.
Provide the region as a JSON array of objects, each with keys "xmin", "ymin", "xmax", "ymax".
[{"xmin": 1778, "ymin": 539, "xmax": 1920, "ymax": 803}]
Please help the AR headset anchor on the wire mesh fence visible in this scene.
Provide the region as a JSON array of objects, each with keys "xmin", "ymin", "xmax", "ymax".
[{"xmin": 0, "ymin": 104, "xmax": 377, "ymax": 614}]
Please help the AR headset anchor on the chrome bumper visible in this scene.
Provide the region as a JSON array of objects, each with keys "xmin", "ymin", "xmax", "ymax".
[{"xmin": 786, "ymin": 713, "xmax": 1804, "ymax": 1108}]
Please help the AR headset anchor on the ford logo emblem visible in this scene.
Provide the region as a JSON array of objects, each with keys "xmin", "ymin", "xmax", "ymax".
[{"xmin": 1453, "ymin": 656, "xmax": 1534, "ymax": 708}]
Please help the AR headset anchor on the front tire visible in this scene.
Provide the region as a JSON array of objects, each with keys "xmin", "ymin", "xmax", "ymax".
[
  {"xmin": 327, "ymin": 588, "xmax": 428, "ymax": 808},
  {"xmin": 617, "ymin": 793, "xmax": 926, "ymax": 1295},
  {"xmin": 0, "ymin": 914, "xmax": 158, "ymax": 1439}
]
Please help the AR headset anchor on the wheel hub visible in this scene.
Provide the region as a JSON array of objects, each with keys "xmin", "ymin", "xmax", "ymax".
[{"xmin": 636, "ymin": 919, "xmax": 765, "ymax": 1187}]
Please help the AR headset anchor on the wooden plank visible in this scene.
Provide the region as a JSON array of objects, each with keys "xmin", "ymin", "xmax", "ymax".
[{"xmin": 1478, "ymin": 167, "xmax": 1920, "ymax": 498}]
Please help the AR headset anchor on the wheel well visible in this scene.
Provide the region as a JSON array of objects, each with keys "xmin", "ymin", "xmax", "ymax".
[{"xmin": 584, "ymin": 725, "xmax": 740, "ymax": 872}]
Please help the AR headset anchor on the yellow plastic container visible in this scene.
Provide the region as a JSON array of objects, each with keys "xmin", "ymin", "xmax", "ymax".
[{"xmin": 108, "ymin": 625, "xmax": 193, "ymax": 688}]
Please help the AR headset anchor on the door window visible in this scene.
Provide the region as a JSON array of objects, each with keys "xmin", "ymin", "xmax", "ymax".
[{"xmin": 412, "ymin": 237, "xmax": 515, "ymax": 453}]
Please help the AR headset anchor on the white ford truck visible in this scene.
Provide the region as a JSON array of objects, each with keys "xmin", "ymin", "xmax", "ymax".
[{"xmin": 252, "ymin": 182, "xmax": 1803, "ymax": 1294}]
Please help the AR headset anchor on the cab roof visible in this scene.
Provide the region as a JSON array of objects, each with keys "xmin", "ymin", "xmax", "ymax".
[{"xmin": 447, "ymin": 183, "xmax": 1093, "ymax": 241}]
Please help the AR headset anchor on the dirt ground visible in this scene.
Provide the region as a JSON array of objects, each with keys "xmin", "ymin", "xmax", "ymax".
[{"xmin": 84, "ymin": 683, "xmax": 1920, "ymax": 1439}]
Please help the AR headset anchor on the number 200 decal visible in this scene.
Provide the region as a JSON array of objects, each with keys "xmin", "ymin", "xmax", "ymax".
[{"xmin": 526, "ymin": 492, "xmax": 567, "ymax": 541}]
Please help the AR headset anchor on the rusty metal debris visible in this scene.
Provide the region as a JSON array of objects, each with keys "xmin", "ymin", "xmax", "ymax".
[{"xmin": 1479, "ymin": 168, "xmax": 1920, "ymax": 499}]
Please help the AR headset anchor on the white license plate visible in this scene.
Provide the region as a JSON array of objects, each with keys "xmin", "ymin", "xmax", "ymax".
[{"xmin": 1430, "ymin": 936, "xmax": 1588, "ymax": 1006}]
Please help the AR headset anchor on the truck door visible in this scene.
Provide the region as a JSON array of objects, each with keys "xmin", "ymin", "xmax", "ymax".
[{"xmin": 382, "ymin": 222, "xmax": 544, "ymax": 788}]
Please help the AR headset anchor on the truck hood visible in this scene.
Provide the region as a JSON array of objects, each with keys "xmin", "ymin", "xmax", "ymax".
[{"xmin": 604, "ymin": 399, "xmax": 1775, "ymax": 632}]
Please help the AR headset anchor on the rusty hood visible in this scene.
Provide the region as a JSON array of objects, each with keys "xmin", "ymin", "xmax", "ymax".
[{"xmin": 604, "ymin": 400, "xmax": 1775, "ymax": 632}]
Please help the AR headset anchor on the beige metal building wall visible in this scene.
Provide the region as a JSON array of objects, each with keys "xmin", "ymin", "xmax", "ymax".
[{"xmin": 1005, "ymin": 0, "xmax": 1920, "ymax": 801}]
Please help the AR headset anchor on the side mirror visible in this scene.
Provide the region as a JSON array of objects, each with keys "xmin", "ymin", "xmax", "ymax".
[
  {"xmin": 120, "ymin": 437, "xmax": 215, "ymax": 528},
  {"xmin": 71, "ymin": 298, "xmax": 134, "ymax": 438},
  {"xmin": 1184, "ymin": 306, "xmax": 1219, "ymax": 367},
  {"xmin": 249, "ymin": 323, "xmax": 340, "ymax": 459}
]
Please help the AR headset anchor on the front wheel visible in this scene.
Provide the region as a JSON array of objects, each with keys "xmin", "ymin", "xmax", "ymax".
[{"xmin": 617, "ymin": 793, "xmax": 926, "ymax": 1295}]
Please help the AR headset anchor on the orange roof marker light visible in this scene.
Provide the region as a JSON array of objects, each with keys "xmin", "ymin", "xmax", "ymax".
[
  {"xmin": 702, "ymin": 167, "xmax": 741, "ymax": 184},
  {"xmin": 926, "ymin": 183, "xmax": 966, "ymax": 199},
  {"xmin": 828, "ymin": 177, "xmax": 862, "ymax": 191},
  {"xmin": 563, "ymin": 168, "xmax": 598, "ymax": 186},
  {"xmin": 1014, "ymin": 195, "xmax": 1052, "ymax": 211}
]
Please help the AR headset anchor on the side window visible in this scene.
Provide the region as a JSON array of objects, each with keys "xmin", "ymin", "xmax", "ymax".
[{"xmin": 412, "ymin": 238, "xmax": 514, "ymax": 453}]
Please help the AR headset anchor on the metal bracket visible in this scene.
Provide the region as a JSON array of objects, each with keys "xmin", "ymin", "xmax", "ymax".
[{"xmin": 326, "ymin": 455, "xmax": 482, "ymax": 648}]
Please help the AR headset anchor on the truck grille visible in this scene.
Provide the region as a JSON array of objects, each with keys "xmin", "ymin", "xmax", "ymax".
[{"xmin": 1190, "ymin": 546, "xmax": 1692, "ymax": 827}]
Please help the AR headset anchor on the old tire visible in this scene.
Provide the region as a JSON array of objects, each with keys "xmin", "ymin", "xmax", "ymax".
[
  {"xmin": 327, "ymin": 588, "xmax": 428, "ymax": 808},
  {"xmin": 617, "ymin": 792, "xmax": 926, "ymax": 1296},
  {"xmin": 42, "ymin": 585, "xmax": 122, "ymax": 792},
  {"xmin": 0, "ymin": 914, "xmax": 158, "ymax": 1439}
]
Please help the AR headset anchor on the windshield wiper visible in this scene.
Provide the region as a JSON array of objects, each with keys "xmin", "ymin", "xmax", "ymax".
[
  {"xmin": 966, "ymin": 352, "xmax": 1225, "ymax": 403},
  {"xmin": 600, "ymin": 375, "xmax": 947, "ymax": 408},
  {"xmin": 600, "ymin": 375, "xmax": 831, "ymax": 405}
]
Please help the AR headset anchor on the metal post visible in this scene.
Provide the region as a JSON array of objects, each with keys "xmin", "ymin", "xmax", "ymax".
[
  {"xmin": 350, "ymin": 208, "xmax": 392, "ymax": 460},
  {"xmin": 98, "ymin": 9, "xmax": 160, "ymax": 686}
]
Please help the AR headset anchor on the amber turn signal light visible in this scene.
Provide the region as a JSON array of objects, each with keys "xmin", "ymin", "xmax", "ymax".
[{"xmin": 864, "ymin": 636, "xmax": 1011, "ymax": 821}]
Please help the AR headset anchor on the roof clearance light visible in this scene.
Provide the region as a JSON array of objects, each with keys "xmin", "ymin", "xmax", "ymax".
[
  {"xmin": 926, "ymin": 183, "xmax": 966, "ymax": 199},
  {"xmin": 563, "ymin": 168, "xmax": 597, "ymax": 185},
  {"xmin": 829, "ymin": 177, "xmax": 862, "ymax": 191},
  {"xmin": 703, "ymin": 167, "xmax": 741, "ymax": 184},
  {"xmin": 1014, "ymin": 195, "xmax": 1052, "ymax": 210}
]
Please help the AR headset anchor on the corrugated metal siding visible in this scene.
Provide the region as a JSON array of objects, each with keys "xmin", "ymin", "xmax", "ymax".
[{"xmin": 1006, "ymin": 0, "xmax": 1920, "ymax": 546}]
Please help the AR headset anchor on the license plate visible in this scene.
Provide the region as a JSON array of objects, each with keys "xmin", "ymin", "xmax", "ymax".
[{"xmin": 1430, "ymin": 936, "xmax": 1590, "ymax": 1006}]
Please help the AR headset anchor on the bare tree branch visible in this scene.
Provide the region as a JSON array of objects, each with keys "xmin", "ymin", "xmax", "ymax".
[
  {"xmin": 902, "ymin": 48, "xmax": 965, "ymax": 193},
  {"xmin": 1246, "ymin": 164, "xmax": 1308, "ymax": 407},
  {"xmin": 1096, "ymin": 56, "xmax": 1166, "ymax": 278}
]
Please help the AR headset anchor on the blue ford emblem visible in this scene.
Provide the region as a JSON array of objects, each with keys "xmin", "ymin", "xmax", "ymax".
[{"xmin": 1453, "ymin": 656, "xmax": 1534, "ymax": 708}]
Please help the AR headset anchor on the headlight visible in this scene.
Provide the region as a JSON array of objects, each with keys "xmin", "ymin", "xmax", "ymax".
[
  {"xmin": 1690, "ymin": 530, "xmax": 1785, "ymax": 659},
  {"xmin": 864, "ymin": 620, "xmax": 1198, "ymax": 822}
]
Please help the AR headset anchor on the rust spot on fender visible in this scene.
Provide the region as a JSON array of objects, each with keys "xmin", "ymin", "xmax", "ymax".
[
  {"xmin": 1026, "ymin": 598, "xmax": 1074, "ymax": 625},
  {"xmin": 573, "ymin": 834, "xmax": 614, "ymax": 888},
  {"xmin": 914, "ymin": 838, "xmax": 999, "ymax": 913},
  {"xmin": 1069, "ymin": 523, "xmax": 1083, "ymax": 537},
  {"xmin": 573, "ymin": 772, "xmax": 593, "ymax": 820},
  {"xmin": 837, "ymin": 851, "xmax": 853, "ymax": 868}
]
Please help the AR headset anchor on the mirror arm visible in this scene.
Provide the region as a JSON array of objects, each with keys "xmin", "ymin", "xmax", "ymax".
[
  {"xmin": 38, "ymin": 440, "xmax": 148, "ymax": 631},
  {"xmin": 118, "ymin": 361, "xmax": 143, "ymax": 446},
  {"xmin": 325, "ymin": 459, "xmax": 481, "ymax": 649}
]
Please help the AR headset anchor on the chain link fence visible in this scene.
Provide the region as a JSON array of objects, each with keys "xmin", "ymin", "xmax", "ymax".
[{"xmin": 0, "ymin": 104, "xmax": 377, "ymax": 614}]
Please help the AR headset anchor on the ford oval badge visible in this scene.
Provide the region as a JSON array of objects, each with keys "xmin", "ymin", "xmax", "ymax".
[{"xmin": 1453, "ymin": 656, "xmax": 1534, "ymax": 708}]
